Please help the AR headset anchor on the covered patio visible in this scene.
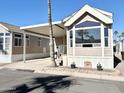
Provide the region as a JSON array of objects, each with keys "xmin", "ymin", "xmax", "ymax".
[{"xmin": 20, "ymin": 21, "xmax": 66, "ymax": 62}]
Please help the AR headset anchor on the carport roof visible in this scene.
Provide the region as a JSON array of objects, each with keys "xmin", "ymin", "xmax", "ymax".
[{"xmin": 20, "ymin": 21, "xmax": 66, "ymax": 37}]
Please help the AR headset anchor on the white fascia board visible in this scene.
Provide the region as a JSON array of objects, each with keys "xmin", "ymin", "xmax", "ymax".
[
  {"xmin": 64, "ymin": 5, "xmax": 113, "ymax": 27},
  {"xmin": 95, "ymin": 8, "xmax": 112, "ymax": 18},
  {"xmin": 0, "ymin": 24, "xmax": 9, "ymax": 30},
  {"xmin": 20, "ymin": 21, "xmax": 62, "ymax": 29}
]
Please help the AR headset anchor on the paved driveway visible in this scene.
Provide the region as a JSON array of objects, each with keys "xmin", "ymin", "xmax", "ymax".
[{"xmin": 0, "ymin": 69, "xmax": 124, "ymax": 93}]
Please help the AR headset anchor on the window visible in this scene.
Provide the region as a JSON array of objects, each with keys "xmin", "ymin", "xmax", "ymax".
[
  {"xmin": 5, "ymin": 37, "xmax": 10, "ymax": 50},
  {"xmin": 14, "ymin": 34, "xmax": 23, "ymax": 46},
  {"xmin": 70, "ymin": 31, "xmax": 73, "ymax": 47},
  {"xmin": 75, "ymin": 28, "xmax": 101, "ymax": 44},
  {"xmin": 26, "ymin": 35, "xmax": 30, "ymax": 46},
  {"xmin": 75, "ymin": 21, "xmax": 100, "ymax": 28},
  {"xmin": 5, "ymin": 33, "xmax": 10, "ymax": 36},
  {"xmin": 0, "ymin": 33, "xmax": 4, "ymax": 36},
  {"xmin": 104, "ymin": 28, "xmax": 109, "ymax": 47},
  {"xmin": 0, "ymin": 37, "xmax": 3, "ymax": 50},
  {"xmin": 38, "ymin": 38, "xmax": 42, "ymax": 47}
]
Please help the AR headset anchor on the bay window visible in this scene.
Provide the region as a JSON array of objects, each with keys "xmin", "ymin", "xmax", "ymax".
[
  {"xmin": 69, "ymin": 21, "xmax": 109, "ymax": 48},
  {"xmin": 75, "ymin": 28, "xmax": 101, "ymax": 47}
]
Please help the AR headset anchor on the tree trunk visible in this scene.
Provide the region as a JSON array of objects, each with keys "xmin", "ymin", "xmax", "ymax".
[{"xmin": 47, "ymin": 0, "xmax": 57, "ymax": 67}]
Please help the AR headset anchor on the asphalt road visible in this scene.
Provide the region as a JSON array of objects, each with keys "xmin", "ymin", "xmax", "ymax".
[{"xmin": 0, "ymin": 69, "xmax": 124, "ymax": 93}]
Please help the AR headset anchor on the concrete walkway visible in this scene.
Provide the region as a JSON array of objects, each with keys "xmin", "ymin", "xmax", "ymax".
[
  {"xmin": 0, "ymin": 58, "xmax": 53, "ymax": 70},
  {"xmin": 116, "ymin": 61, "xmax": 124, "ymax": 76}
]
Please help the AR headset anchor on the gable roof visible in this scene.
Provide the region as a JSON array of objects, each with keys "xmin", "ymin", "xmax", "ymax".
[
  {"xmin": 64, "ymin": 4, "xmax": 113, "ymax": 27},
  {"xmin": 0, "ymin": 22, "xmax": 22, "ymax": 32}
]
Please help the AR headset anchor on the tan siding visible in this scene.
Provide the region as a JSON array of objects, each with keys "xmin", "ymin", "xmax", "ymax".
[
  {"xmin": 68, "ymin": 48, "xmax": 102, "ymax": 56},
  {"xmin": 68, "ymin": 47, "xmax": 112, "ymax": 56},
  {"xmin": 104, "ymin": 48, "xmax": 112, "ymax": 56},
  {"xmin": 12, "ymin": 33, "xmax": 50, "ymax": 55},
  {"xmin": 75, "ymin": 48, "xmax": 102, "ymax": 56},
  {"xmin": 68, "ymin": 48, "xmax": 73, "ymax": 55}
]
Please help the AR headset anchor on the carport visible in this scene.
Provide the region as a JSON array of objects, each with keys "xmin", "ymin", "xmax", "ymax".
[{"xmin": 20, "ymin": 21, "xmax": 66, "ymax": 62}]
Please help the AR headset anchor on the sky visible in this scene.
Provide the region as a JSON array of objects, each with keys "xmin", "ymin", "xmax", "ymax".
[{"xmin": 0, "ymin": 0, "xmax": 124, "ymax": 33}]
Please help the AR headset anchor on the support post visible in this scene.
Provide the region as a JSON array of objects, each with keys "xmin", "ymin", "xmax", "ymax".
[
  {"xmin": 23, "ymin": 31, "xmax": 26, "ymax": 63},
  {"xmin": 10, "ymin": 32, "xmax": 13, "ymax": 62},
  {"xmin": 3, "ymin": 32, "xmax": 6, "ymax": 50}
]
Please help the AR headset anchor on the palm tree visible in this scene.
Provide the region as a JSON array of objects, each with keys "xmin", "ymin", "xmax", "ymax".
[{"xmin": 47, "ymin": 0, "xmax": 57, "ymax": 66}]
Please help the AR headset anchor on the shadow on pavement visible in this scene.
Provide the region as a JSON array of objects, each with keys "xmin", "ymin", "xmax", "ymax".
[
  {"xmin": 1, "ymin": 75, "xmax": 73, "ymax": 93},
  {"xmin": 114, "ymin": 55, "xmax": 121, "ymax": 68}
]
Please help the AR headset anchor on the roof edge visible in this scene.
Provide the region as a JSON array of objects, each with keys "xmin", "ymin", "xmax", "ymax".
[{"xmin": 20, "ymin": 21, "xmax": 62, "ymax": 29}]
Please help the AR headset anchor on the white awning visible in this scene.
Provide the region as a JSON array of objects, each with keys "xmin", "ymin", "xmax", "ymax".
[{"xmin": 20, "ymin": 21, "xmax": 66, "ymax": 37}]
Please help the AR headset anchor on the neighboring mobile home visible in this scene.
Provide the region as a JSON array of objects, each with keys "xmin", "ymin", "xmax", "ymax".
[
  {"xmin": 0, "ymin": 5, "xmax": 113, "ymax": 69},
  {"xmin": 0, "ymin": 22, "xmax": 50, "ymax": 62}
]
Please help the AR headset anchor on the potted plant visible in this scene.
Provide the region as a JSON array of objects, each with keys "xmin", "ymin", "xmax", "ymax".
[
  {"xmin": 59, "ymin": 60, "xmax": 63, "ymax": 66},
  {"xmin": 97, "ymin": 63, "xmax": 103, "ymax": 71},
  {"xmin": 71, "ymin": 62, "xmax": 76, "ymax": 68}
]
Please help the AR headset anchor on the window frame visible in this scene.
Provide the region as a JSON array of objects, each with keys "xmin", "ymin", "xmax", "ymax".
[
  {"xmin": 75, "ymin": 26, "xmax": 101, "ymax": 48},
  {"xmin": 26, "ymin": 35, "xmax": 30, "ymax": 47},
  {"xmin": 14, "ymin": 33, "xmax": 23, "ymax": 47},
  {"xmin": 104, "ymin": 28, "xmax": 109, "ymax": 47},
  {"xmin": 75, "ymin": 21, "xmax": 100, "ymax": 28},
  {"xmin": 69, "ymin": 30, "xmax": 73, "ymax": 47},
  {"xmin": 38, "ymin": 38, "xmax": 42, "ymax": 47}
]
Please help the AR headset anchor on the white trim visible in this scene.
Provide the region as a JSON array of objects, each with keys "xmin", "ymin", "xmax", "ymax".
[
  {"xmin": 20, "ymin": 21, "xmax": 62, "ymax": 29},
  {"xmin": 72, "ymin": 25, "xmax": 75, "ymax": 57},
  {"xmin": 10, "ymin": 32, "xmax": 13, "ymax": 62},
  {"xmin": 0, "ymin": 24, "xmax": 9, "ymax": 31},
  {"xmin": 3, "ymin": 32, "xmax": 6, "ymax": 50},
  {"xmin": 75, "ymin": 26, "xmax": 101, "ymax": 30},
  {"xmin": 10, "ymin": 30, "xmax": 49, "ymax": 39},
  {"xmin": 23, "ymin": 31, "xmax": 26, "ymax": 63},
  {"xmin": 101, "ymin": 23, "xmax": 105, "ymax": 57},
  {"xmin": 64, "ymin": 5, "xmax": 113, "ymax": 26},
  {"xmin": 111, "ymin": 28, "xmax": 114, "ymax": 67},
  {"xmin": 95, "ymin": 8, "xmax": 112, "ymax": 18}
]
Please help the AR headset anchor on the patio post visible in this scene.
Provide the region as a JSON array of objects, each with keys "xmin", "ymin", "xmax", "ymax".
[
  {"xmin": 23, "ymin": 31, "xmax": 26, "ymax": 63},
  {"xmin": 3, "ymin": 32, "xmax": 6, "ymax": 50},
  {"xmin": 10, "ymin": 32, "xmax": 13, "ymax": 62}
]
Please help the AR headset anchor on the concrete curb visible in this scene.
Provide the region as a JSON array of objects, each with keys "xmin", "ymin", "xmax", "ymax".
[
  {"xmin": 34, "ymin": 68, "xmax": 124, "ymax": 82},
  {"xmin": 1, "ymin": 66, "xmax": 124, "ymax": 82}
]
